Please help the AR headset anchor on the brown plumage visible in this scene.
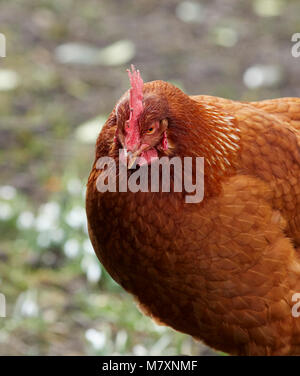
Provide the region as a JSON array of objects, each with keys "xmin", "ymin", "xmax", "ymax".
[{"xmin": 86, "ymin": 70, "xmax": 300, "ymax": 355}]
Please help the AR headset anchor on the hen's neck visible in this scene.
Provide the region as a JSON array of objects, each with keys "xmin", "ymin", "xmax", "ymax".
[{"xmin": 168, "ymin": 97, "xmax": 241, "ymax": 196}]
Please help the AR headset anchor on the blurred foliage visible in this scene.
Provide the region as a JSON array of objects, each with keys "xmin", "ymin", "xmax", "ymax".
[
  {"xmin": 0, "ymin": 182, "xmax": 202, "ymax": 355},
  {"xmin": 0, "ymin": 0, "xmax": 300, "ymax": 355}
]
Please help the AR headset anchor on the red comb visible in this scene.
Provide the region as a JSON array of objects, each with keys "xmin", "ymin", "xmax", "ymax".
[{"xmin": 125, "ymin": 65, "xmax": 144, "ymax": 150}]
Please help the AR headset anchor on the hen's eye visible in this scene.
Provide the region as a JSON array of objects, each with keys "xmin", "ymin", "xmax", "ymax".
[{"xmin": 146, "ymin": 127, "xmax": 155, "ymax": 135}]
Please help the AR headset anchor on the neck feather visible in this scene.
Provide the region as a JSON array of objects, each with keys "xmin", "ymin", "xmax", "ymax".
[{"xmin": 167, "ymin": 97, "xmax": 241, "ymax": 196}]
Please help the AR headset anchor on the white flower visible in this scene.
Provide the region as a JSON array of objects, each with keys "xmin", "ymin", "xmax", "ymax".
[
  {"xmin": 243, "ymin": 64, "xmax": 282, "ymax": 89},
  {"xmin": 83, "ymin": 238, "xmax": 94, "ymax": 254},
  {"xmin": 0, "ymin": 70, "xmax": 19, "ymax": 91},
  {"xmin": 21, "ymin": 300, "xmax": 38, "ymax": 317},
  {"xmin": 97, "ymin": 40, "xmax": 135, "ymax": 66},
  {"xmin": 87, "ymin": 263, "xmax": 101, "ymax": 283},
  {"xmin": 35, "ymin": 202, "xmax": 60, "ymax": 231},
  {"xmin": 133, "ymin": 344, "xmax": 147, "ymax": 356},
  {"xmin": 63, "ymin": 238, "xmax": 80, "ymax": 258},
  {"xmin": 85, "ymin": 329, "xmax": 106, "ymax": 350},
  {"xmin": 41, "ymin": 202, "xmax": 60, "ymax": 218},
  {"xmin": 15, "ymin": 290, "xmax": 39, "ymax": 318},
  {"xmin": 214, "ymin": 27, "xmax": 238, "ymax": 48},
  {"xmin": 55, "ymin": 40, "xmax": 135, "ymax": 67},
  {"xmin": 0, "ymin": 202, "xmax": 13, "ymax": 220},
  {"xmin": 65, "ymin": 206, "xmax": 86, "ymax": 229},
  {"xmin": 0, "ymin": 185, "xmax": 17, "ymax": 200},
  {"xmin": 17, "ymin": 211, "xmax": 35, "ymax": 229},
  {"xmin": 175, "ymin": 1, "xmax": 204, "ymax": 23},
  {"xmin": 81, "ymin": 255, "xmax": 102, "ymax": 283},
  {"xmin": 75, "ymin": 116, "xmax": 106, "ymax": 144},
  {"xmin": 253, "ymin": 0, "xmax": 283, "ymax": 17},
  {"xmin": 115, "ymin": 330, "xmax": 128, "ymax": 352}
]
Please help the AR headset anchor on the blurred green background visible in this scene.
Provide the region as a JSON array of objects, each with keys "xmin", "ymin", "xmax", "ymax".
[{"xmin": 0, "ymin": 0, "xmax": 300, "ymax": 355}]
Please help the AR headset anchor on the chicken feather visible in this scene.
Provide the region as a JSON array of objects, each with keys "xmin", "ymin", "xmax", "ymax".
[{"xmin": 86, "ymin": 78, "xmax": 300, "ymax": 355}]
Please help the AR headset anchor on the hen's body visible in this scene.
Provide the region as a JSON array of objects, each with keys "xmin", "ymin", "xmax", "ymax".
[{"xmin": 86, "ymin": 82, "xmax": 300, "ymax": 355}]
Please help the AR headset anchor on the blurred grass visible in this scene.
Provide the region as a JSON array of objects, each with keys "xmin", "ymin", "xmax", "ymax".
[{"xmin": 0, "ymin": 0, "xmax": 300, "ymax": 355}]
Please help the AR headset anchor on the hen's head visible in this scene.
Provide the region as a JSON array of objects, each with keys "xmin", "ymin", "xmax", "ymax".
[
  {"xmin": 112, "ymin": 65, "xmax": 239, "ymax": 186},
  {"xmin": 114, "ymin": 66, "xmax": 178, "ymax": 168}
]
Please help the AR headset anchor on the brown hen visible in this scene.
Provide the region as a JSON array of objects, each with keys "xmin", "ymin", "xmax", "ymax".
[{"xmin": 86, "ymin": 67, "xmax": 300, "ymax": 355}]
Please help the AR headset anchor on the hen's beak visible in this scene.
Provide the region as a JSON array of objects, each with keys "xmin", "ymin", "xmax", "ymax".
[
  {"xmin": 126, "ymin": 144, "xmax": 149, "ymax": 169},
  {"xmin": 127, "ymin": 151, "xmax": 139, "ymax": 169}
]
